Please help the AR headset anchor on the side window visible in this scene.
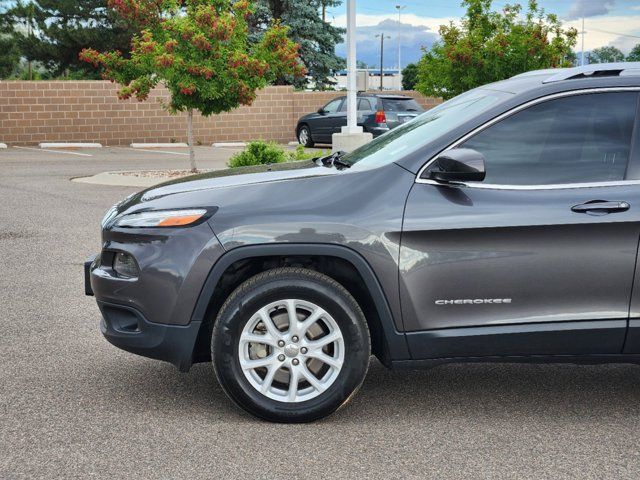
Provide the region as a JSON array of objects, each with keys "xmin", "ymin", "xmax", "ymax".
[
  {"xmin": 460, "ymin": 92, "xmax": 638, "ymax": 185},
  {"xmin": 323, "ymin": 98, "xmax": 343, "ymax": 114},
  {"xmin": 358, "ymin": 98, "xmax": 374, "ymax": 111}
]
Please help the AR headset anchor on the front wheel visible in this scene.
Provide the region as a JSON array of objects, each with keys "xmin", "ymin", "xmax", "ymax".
[
  {"xmin": 211, "ymin": 268, "xmax": 370, "ymax": 423},
  {"xmin": 297, "ymin": 125, "xmax": 315, "ymax": 147}
]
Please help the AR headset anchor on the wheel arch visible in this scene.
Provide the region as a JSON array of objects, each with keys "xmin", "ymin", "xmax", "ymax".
[{"xmin": 190, "ymin": 244, "xmax": 409, "ymax": 367}]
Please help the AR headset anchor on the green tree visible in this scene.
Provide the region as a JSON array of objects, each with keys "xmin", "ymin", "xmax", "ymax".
[
  {"xmin": 627, "ymin": 44, "xmax": 640, "ymax": 62},
  {"xmin": 0, "ymin": 34, "xmax": 20, "ymax": 78},
  {"xmin": 2, "ymin": 0, "xmax": 135, "ymax": 78},
  {"xmin": 401, "ymin": 63, "xmax": 418, "ymax": 90},
  {"xmin": 589, "ymin": 46, "xmax": 625, "ymax": 64},
  {"xmin": 0, "ymin": 2, "xmax": 20, "ymax": 78},
  {"xmin": 416, "ymin": 0, "xmax": 577, "ymax": 99},
  {"xmin": 251, "ymin": 0, "xmax": 345, "ymax": 89},
  {"xmin": 81, "ymin": 0, "xmax": 304, "ymax": 172}
]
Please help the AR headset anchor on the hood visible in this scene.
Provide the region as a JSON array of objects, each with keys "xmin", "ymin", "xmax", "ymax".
[{"xmin": 118, "ymin": 160, "xmax": 336, "ymax": 211}]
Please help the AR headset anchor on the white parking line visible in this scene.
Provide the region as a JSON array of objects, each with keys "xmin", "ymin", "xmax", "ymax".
[
  {"xmin": 13, "ymin": 146, "xmax": 93, "ymax": 157},
  {"xmin": 124, "ymin": 147, "xmax": 190, "ymax": 156}
]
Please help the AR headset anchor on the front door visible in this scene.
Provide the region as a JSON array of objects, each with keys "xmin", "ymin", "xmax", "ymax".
[
  {"xmin": 401, "ymin": 90, "xmax": 640, "ymax": 359},
  {"xmin": 314, "ymin": 98, "xmax": 344, "ymax": 143}
]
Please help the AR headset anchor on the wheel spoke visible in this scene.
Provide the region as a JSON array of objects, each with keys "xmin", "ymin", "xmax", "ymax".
[
  {"xmin": 258, "ymin": 307, "xmax": 282, "ymax": 340},
  {"xmin": 239, "ymin": 333, "xmax": 278, "ymax": 347},
  {"xmin": 300, "ymin": 364, "xmax": 323, "ymax": 392},
  {"xmin": 287, "ymin": 368, "xmax": 300, "ymax": 401},
  {"xmin": 239, "ymin": 356, "xmax": 275, "ymax": 371},
  {"xmin": 260, "ymin": 365, "xmax": 278, "ymax": 394},
  {"xmin": 286, "ymin": 299, "xmax": 299, "ymax": 335},
  {"xmin": 307, "ymin": 330, "xmax": 340, "ymax": 349},
  {"xmin": 298, "ymin": 307, "xmax": 327, "ymax": 337},
  {"xmin": 308, "ymin": 351, "xmax": 342, "ymax": 370}
]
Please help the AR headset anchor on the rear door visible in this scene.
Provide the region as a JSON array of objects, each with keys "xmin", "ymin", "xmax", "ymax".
[
  {"xmin": 401, "ymin": 89, "xmax": 640, "ymax": 359},
  {"xmin": 382, "ymin": 97, "xmax": 423, "ymax": 129}
]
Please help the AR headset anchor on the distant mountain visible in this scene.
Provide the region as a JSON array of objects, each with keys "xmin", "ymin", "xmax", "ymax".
[{"xmin": 335, "ymin": 19, "xmax": 438, "ymax": 68}]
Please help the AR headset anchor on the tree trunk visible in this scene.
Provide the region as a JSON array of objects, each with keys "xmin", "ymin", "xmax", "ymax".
[{"xmin": 187, "ymin": 108, "xmax": 197, "ymax": 173}]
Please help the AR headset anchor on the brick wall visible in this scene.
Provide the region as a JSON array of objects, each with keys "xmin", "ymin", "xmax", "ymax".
[{"xmin": 0, "ymin": 81, "xmax": 441, "ymax": 146}]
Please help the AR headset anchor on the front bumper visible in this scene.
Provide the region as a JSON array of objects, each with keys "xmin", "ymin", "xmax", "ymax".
[{"xmin": 97, "ymin": 300, "xmax": 202, "ymax": 372}]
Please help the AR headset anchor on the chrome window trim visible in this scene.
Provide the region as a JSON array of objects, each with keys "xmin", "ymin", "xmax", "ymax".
[{"xmin": 415, "ymin": 86, "xmax": 640, "ymax": 190}]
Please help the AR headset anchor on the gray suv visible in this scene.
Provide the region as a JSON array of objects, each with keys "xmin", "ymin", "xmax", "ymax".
[
  {"xmin": 86, "ymin": 63, "xmax": 640, "ymax": 422},
  {"xmin": 296, "ymin": 93, "xmax": 423, "ymax": 146}
]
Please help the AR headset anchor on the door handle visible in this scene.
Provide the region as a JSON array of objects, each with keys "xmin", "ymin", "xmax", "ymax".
[{"xmin": 571, "ymin": 200, "xmax": 630, "ymax": 215}]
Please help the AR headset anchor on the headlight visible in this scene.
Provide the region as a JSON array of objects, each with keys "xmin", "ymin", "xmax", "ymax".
[{"xmin": 114, "ymin": 209, "xmax": 208, "ymax": 228}]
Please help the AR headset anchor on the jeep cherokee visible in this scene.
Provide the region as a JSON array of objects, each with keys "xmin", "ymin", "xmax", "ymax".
[{"xmin": 86, "ymin": 63, "xmax": 640, "ymax": 422}]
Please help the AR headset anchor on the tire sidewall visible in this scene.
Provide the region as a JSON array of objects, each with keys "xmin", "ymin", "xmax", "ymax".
[{"xmin": 212, "ymin": 273, "xmax": 370, "ymax": 422}]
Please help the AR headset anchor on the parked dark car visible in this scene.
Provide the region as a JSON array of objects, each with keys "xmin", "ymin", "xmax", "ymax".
[
  {"xmin": 87, "ymin": 63, "xmax": 640, "ymax": 423},
  {"xmin": 295, "ymin": 93, "xmax": 424, "ymax": 146}
]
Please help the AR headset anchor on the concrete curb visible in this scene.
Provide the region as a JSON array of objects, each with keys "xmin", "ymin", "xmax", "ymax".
[
  {"xmin": 130, "ymin": 143, "xmax": 189, "ymax": 148},
  {"xmin": 40, "ymin": 142, "xmax": 102, "ymax": 149},
  {"xmin": 71, "ymin": 171, "xmax": 168, "ymax": 188},
  {"xmin": 212, "ymin": 142, "xmax": 246, "ymax": 148}
]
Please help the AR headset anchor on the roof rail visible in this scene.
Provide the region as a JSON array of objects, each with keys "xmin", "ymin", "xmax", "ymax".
[
  {"xmin": 511, "ymin": 68, "xmax": 563, "ymax": 79},
  {"xmin": 542, "ymin": 62, "xmax": 640, "ymax": 83}
]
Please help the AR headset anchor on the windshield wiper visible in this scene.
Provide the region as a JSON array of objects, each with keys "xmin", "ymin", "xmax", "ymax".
[{"xmin": 315, "ymin": 151, "xmax": 351, "ymax": 169}]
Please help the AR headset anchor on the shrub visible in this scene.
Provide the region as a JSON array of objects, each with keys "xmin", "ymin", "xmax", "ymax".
[
  {"xmin": 228, "ymin": 141, "xmax": 287, "ymax": 168},
  {"xmin": 287, "ymin": 145, "xmax": 331, "ymax": 161}
]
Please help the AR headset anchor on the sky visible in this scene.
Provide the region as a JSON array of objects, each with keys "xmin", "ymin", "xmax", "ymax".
[{"xmin": 330, "ymin": 0, "xmax": 640, "ymax": 68}]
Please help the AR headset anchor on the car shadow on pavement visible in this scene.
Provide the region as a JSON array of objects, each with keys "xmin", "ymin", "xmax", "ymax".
[{"xmin": 90, "ymin": 356, "xmax": 640, "ymax": 423}]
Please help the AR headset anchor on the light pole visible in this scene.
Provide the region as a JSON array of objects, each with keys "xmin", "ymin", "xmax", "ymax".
[
  {"xmin": 332, "ymin": 0, "xmax": 372, "ymax": 153},
  {"xmin": 581, "ymin": 16, "xmax": 586, "ymax": 65},
  {"xmin": 396, "ymin": 5, "xmax": 406, "ymax": 89},
  {"xmin": 345, "ymin": 0, "xmax": 359, "ymax": 133},
  {"xmin": 376, "ymin": 33, "xmax": 391, "ymax": 91}
]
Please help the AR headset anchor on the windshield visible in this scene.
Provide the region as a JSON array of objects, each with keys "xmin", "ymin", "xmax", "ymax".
[{"xmin": 344, "ymin": 89, "xmax": 511, "ymax": 171}]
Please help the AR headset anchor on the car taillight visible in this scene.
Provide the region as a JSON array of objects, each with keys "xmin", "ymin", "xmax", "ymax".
[{"xmin": 375, "ymin": 110, "xmax": 387, "ymax": 124}]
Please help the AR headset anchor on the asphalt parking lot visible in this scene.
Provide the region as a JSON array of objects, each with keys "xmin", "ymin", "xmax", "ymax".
[{"xmin": 2, "ymin": 146, "xmax": 640, "ymax": 479}]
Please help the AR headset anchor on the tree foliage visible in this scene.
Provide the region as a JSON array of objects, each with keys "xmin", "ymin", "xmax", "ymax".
[
  {"xmin": 416, "ymin": 0, "xmax": 577, "ymax": 99},
  {"xmin": 250, "ymin": 0, "xmax": 344, "ymax": 89},
  {"xmin": 589, "ymin": 46, "xmax": 625, "ymax": 64},
  {"xmin": 627, "ymin": 44, "xmax": 640, "ymax": 62},
  {"xmin": 1, "ymin": 0, "xmax": 136, "ymax": 78},
  {"xmin": 0, "ymin": 34, "xmax": 19, "ymax": 78},
  {"xmin": 81, "ymin": 0, "xmax": 304, "ymax": 114},
  {"xmin": 80, "ymin": 0, "xmax": 304, "ymax": 171},
  {"xmin": 0, "ymin": 2, "xmax": 20, "ymax": 78},
  {"xmin": 401, "ymin": 63, "xmax": 418, "ymax": 91}
]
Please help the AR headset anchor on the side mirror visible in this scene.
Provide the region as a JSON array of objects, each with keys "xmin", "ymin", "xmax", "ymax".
[
  {"xmin": 317, "ymin": 108, "xmax": 326, "ymax": 115},
  {"xmin": 427, "ymin": 148, "xmax": 486, "ymax": 183}
]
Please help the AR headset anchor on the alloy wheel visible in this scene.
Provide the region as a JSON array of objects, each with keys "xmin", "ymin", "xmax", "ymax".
[{"xmin": 238, "ymin": 299, "xmax": 345, "ymax": 403}]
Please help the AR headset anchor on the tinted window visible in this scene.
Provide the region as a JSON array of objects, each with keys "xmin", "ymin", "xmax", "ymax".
[
  {"xmin": 382, "ymin": 98, "xmax": 422, "ymax": 112},
  {"xmin": 343, "ymin": 89, "xmax": 510, "ymax": 171},
  {"xmin": 323, "ymin": 98, "xmax": 343, "ymax": 114},
  {"xmin": 460, "ymin": 92, "xmax": 638, "ymax": 185},
  {"xmin": 358, "ymin": 98, "xmax": 375, "ymax": 111}
]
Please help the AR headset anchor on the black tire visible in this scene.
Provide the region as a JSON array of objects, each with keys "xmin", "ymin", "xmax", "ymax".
[
  {"xmin": 211, "ymin": 267, "xmax": 370, "ymax": 423},
  {"xmin": 297, "ymin": 124, "xmax": 315, "ymax": 147}
]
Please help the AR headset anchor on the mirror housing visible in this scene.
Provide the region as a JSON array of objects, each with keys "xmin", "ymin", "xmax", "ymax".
[
  {"xmin": 427, "ymin": 148, "xmax": 486, "ymax": 183},
  {"xmin": 317, "ymin": 107, "xmax": 327, "ymax": 115}
]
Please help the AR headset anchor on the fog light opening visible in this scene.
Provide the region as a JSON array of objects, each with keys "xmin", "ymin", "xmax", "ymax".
[{"xmin": 113, "ymin": 252, "xmax": 139, "ymax": 279}]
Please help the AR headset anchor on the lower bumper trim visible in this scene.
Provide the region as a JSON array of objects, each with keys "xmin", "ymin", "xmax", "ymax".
[{"xmin": 98, "ymin": 301, "xmax": 202, "ymax": 372}]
